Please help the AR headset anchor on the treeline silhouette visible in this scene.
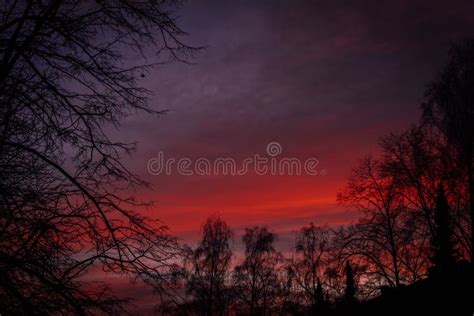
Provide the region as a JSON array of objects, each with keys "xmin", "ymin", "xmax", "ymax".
[
  {"xmin": 0, "ymin": 1, "xmax": 473, "ymax": 315},
  {"xmin": 160, "ymin": 187, "xmax": 471, "ymax": 315}
]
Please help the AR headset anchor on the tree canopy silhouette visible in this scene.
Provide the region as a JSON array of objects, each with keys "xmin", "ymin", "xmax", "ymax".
[
  {"xmin": 423, "ymin": 39, "xmax": 474, "ymax": 263},
  {"xmin": 0, "ymin": 1, "xmax": 197, "ymax": 314},
  {"xmin": 291, "ymin": 222, "xmax": 329, "ymax": 311},
  {"xmin": 337, "ymin": 156, "xmax": 415, "ymax": 287},
  {"xmin": 233, "ymin": 226, "xmax": 283, "ymax": 315},
  {"xmin": 184, "ymin": 215, "xmax": 233, "ymax": 316}
]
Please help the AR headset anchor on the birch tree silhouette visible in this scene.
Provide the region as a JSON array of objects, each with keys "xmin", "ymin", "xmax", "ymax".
[
  {"xmin": 184, "ymin": 216, "xmax": 233, "ymax": 316},
  {"xmin": 290, "ymin": 223, "xmax": 329, "ymax": 312},
  {"xmin": 233, "ymin": 227, "xmax": 283, "ymax": 315}
]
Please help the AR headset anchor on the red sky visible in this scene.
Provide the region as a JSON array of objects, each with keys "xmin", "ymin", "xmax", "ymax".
[
  {"xmin": 111, "ymin": 0, "xmax": 474, "ymax": 246},
  {"xmin": 100, "ymin": 1, "xmax": 474, "ymax": 312}
]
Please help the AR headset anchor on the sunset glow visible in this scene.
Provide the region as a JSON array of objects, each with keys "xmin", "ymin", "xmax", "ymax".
[{"xmin": 117, "ymin": 0, "xmax": 474, "ymax": 244}]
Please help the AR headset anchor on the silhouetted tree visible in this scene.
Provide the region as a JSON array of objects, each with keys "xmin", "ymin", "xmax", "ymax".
[
  {"xmin": 344, "ymin": 261, "xmax": 357, "ymax": 305},
  {"xmin": 291, "ymin": 223, "xmax": 329, "ymax": 312},
  {"xmin": 380, "ymin": 127, "xmax": 439, "ymax": 235},
  {"xmin": 0, "ymin": 1, "xmax": 197, "ymax": 314},
  {"xmin": 430, "ymin": 184, "xmax": 457, "ymax": 274},
  {"xmin": 184, "ymin": 216, "xmax": 233, "ymax": 316},
  {"xmin": 329, "ymin": 39, "xmax": 474, "ymax": 313},
  {"xmin": 337, "ymin": 156, "xmax": 416, "ymax": 288},
  {"xmin": 313, "ymin": 278, "xmax": 330, "ymax": 314},
  {"xmin": 379, "ymin": 126, "xmax": 442, "ymax": 280},
  {"xmin": 280, "ymin": 264, "xmax": 305, "ymax": 315},
  {"xmin": 423, "ymin": 39, "xmax": 474, "ymax": 263},
  {"xmin": 233, "ymin": 227, "xmax": 283, "ymax": 315}
]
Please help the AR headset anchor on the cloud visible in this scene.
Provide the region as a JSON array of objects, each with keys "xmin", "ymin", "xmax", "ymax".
[{"xmin": 115, "ymin": 0, "xmax": 474, "ymax": 238}]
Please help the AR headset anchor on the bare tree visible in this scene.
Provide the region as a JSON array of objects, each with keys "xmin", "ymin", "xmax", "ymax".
[
  {"xmin": 337, "ymin": 156, "xmax": 415, "ymax": 289},
  {"xmin": 380, "ymin": 127, "xmax": 439, "ymax": 236},
  {"xmin": 379, "ymin": 126, "xmax": 441, "ymax": 280},
  {"xmin": 289, "ymin": 223, "xmax": 329, "ymax": 312},
  {"xmin": 0, "ymin": 1, "xmax": 197, "ymax": 314},
  {"xmin": 233, "ymin": 226, "xmax": 283, "ymax": 315},
  {"xmin": 183, "ymin": 216, "xmax": 233, "ymax": 316}
]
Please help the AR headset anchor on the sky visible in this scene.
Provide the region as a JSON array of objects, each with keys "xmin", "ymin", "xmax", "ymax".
[
  {"xmin": 102, "ymin": 0, "xmax": 474, "ymax": 311},
  {"xmin": 114, "ymin": 0, "xmax": 474, "ymax": 246}
]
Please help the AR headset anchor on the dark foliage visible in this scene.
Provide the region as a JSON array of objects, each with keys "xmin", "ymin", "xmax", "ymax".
[
  {"xmin": 423, "ymin": 39, "xmax": 474, "ymax": 263},
  {"xmin": 344, "ymin": 261, "xmax": 356, "ymax": 305},
  {"xmin": 430, "ymin": 184, "xmax": 457, "ymax": 274}
]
